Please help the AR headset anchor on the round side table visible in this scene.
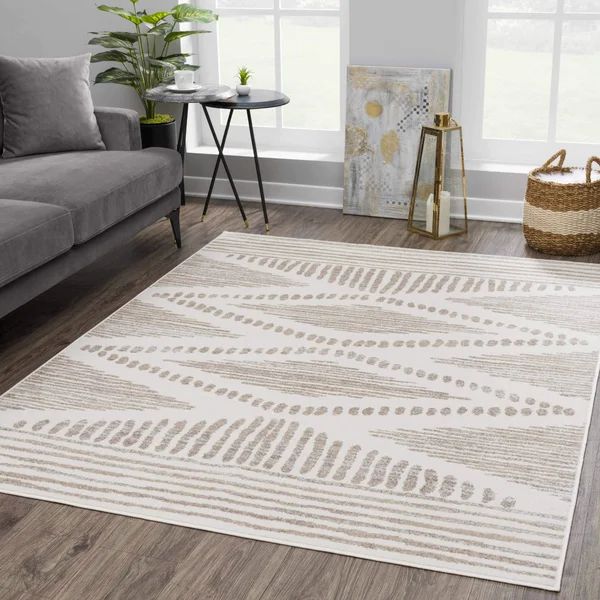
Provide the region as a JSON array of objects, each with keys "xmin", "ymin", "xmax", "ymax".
[
  {"xmin": 144, "ymin": 84, "xmax": 237, "ymax": 211},
  {"xmin": 202, "ymin": 90, "xmax": 290, "ymax": 231}
]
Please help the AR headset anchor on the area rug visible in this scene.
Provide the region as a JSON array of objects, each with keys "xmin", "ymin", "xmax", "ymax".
[{"xmin": 1, "ymin": 233, "xmax": 599, "ymax": 591}]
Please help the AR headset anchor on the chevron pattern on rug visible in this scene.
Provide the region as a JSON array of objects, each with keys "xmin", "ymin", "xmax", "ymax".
[{"xmin": 1, "ymin": 232, "xmax": 599, "ymax": 591}]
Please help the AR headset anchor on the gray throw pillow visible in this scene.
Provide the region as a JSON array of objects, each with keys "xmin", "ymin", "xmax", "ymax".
[{"xmin": 0, "ymin": 54, "xmax": 105, "ymax": 158}]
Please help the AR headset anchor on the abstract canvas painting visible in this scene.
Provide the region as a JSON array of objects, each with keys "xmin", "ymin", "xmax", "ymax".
[{"xmin": 343, "ymin": 66, "xmax": 451, "ymax": 219}]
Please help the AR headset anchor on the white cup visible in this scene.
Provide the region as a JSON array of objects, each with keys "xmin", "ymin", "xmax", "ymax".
[{"xmin": 174, "ymin": 70, "xmax": 194, "ymax": 89}]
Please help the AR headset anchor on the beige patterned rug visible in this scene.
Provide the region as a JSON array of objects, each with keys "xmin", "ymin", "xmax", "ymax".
[{"xmin": 1, "ymin": 232, "xmax": 599, "ymax": 591}]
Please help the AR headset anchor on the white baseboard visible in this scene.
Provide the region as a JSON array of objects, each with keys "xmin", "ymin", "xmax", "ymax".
[
  {"xmin": 185, "ymin": 176, "xmax": 343, "ymax": 210},
  {"xmin": 456, "ymin": 196, "xmax": 524, "ymax": 223},
  {"xmin": 184, "ymin": 176, "xmax": 524, "ymax": 224}
]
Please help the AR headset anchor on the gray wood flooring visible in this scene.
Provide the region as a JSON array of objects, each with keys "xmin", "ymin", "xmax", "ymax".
[{"xmin": 0, "ymin": 199, "xmax": 598, "ymax": 600}]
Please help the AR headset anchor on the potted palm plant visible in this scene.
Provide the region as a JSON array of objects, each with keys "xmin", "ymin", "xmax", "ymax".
[{"xmin": 90, "ymin": 1, "xmax": 217, "ymax": 148}]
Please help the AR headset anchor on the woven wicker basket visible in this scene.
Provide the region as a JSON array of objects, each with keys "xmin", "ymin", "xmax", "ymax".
[{"xmin": 524, "ymin": 150, "xmax": 600, "ymax": 256}]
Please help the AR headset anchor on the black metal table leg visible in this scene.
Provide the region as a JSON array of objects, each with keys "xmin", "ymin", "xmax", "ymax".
[
  {"xmin": 247, "ymin": 109, "xmax": 269, "ymax": 232},
  {"xmin": 202, "ymin": 105, "xmax": 248, "ymax": 227},
  {"xmin": 177, "ymin": 104, "xmax": 189, "ymax": 206},
  {"xmin": 168, "ymin": 208, "xmax": 182, "ymax": 248},
  {"xmin": 202, "ymin": 109, "xmax": 234, "ymax": 222}
]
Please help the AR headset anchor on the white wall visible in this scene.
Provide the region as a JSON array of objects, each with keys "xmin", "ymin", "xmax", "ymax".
[
  {"xmin": 350, "ymin": 1, "xmax": 461, "ymax": 69},
  {"xmin": 0, "ymin": 0, "xmax": 166, "ymax": 112}
]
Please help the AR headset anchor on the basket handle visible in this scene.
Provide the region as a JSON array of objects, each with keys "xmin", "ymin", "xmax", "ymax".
[
  {"xmin": 541, "ymin": 149, "xmax": 566, "ymax": 170},
  {"xmin": 586, "ymin": 156, "xmax": 600, "ymax": 183}
]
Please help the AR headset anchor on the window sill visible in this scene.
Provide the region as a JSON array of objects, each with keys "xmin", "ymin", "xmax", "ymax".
[
  {"xmin": 464, "ymin": 160, "xmax": 534, "ymax": 175},
  {"xmin": 188, "ymin": 151, "xmax": 531, "ymax": 172},
  {"xmin": 188, "ymin": 145, "xmax": 343, "ymax": 163}
]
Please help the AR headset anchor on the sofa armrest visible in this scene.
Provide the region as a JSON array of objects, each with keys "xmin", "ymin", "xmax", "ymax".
[{"xmin": 94, "ymin": 107, "xmax": 142, "ymax": 151}]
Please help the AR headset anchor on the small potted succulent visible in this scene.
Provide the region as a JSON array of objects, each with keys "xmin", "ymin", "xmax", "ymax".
[
  {"xmin": 236, "ymin": 66, "xmax": 252, "ymax": 96},
  {"xmin": 90, "ymin": 1, "xmax": 217, "ymax": 149}
]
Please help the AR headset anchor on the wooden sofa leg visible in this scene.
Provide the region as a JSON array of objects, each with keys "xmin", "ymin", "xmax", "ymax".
[{"xmin": 169, "ymin": 208, "xmax": 182, "ymax": 249}]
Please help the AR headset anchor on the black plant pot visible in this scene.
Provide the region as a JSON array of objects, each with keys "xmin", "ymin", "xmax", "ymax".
[{"xmin": 140, "ymin": 120, "xmax": 177, "ymax": 150}]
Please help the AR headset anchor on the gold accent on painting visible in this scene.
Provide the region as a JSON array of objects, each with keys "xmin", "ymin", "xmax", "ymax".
[
  {"xmin": 380, "ymin": 131, "xmax": 400, "ymax": 164},
  {"xmin": 365, "ymin": 101, "xmax": 383, "ymax": 118},
  {"xmin": 345, "ymin": 126, "xmax": 372, "ymax": 158}
]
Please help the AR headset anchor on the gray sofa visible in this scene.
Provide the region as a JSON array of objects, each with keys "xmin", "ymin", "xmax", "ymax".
[{"xmin": 0, "ymin": 107, "xmax": 182, "ymax": 319}]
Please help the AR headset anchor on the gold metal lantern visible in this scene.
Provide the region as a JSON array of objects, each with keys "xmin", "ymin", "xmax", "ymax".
[{"xmin": 407, "ymin": 113, "xmax": 468, "ymax": 239}]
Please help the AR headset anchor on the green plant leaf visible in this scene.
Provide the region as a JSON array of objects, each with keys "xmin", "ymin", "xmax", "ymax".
[
  {"xmin": 171, "ymin": 4, "xmax": 218, "ymax": 24},
  {"xmin": 90, "ymin": 50, "xmax": 131, "ymax": 63},
  {"xmin": 147, "ymin": 22, "xmax": 172, "ymax": 36},
  {"xmin": 154, "ymin": 54, "xmax": 199, "ymax": 71},
  {"xmin": 107, "ymin": 31, "xmax": 140, "ymax": 43},
  {"xmin": 141, "ymin": 11, "xmax": 172, "ymax": 25},
  {"xmin": 148, "ymin": 58, "xmax": 177, "ymax": 70},
  {"xmin": 237, "ymin": 66, "xmax": 252, "ymax": 85},
  {"xmin": 94, "ymin": 67, "xmax": 138, "ymax": 86},
  {"xmin": 157, "ymin": 53, "xmax": 189, "ymax": 66},
  {"xmin": 164, "ymin": 30, "xmax": 210, "ymax": 43},
  {"xmin": 162, "ymin": 52, "xmax": 191, "ymax": 60},
  {"xmin": 97, "ymin": 5, "xmax": 143, "ymax": 25},
  {"xmin": 89, "ymin": 31, "xmax": 141, "ymax": 47},
  {"xmin": 89, "ymin": 35, "xmax": 133, "ymax": 49}
]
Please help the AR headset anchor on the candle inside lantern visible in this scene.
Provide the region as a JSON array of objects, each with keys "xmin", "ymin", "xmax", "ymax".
[{"xmin": 426, "ymin": 191, "xmax": 451, "ymax": 236}]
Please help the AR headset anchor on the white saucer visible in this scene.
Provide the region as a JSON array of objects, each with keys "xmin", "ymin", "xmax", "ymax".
[{"xmin": 166, "ymin": 83, "xmax": 202, "ymax": 93}]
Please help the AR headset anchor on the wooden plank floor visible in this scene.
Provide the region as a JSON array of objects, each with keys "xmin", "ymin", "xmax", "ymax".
[{"xmin": 1, "ymin": 198, "xmax": 598, "ymax": 600}]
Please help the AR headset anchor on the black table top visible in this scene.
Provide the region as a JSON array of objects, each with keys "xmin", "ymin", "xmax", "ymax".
[{"xmin": 203, "ymin": 89, "xmax": 290, "ymax": 110}]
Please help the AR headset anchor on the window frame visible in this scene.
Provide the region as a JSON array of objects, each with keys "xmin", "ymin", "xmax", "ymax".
[
  {"xmin": 461, "ymin": 0, "xmax": 600, "ymax": 165},
  {"xmin": 183, "ymin": 0, "xmax": 349, "ymax": 157}
]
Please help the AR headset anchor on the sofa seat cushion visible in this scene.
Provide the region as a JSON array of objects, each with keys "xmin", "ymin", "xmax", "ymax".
[
  {"xmin": 0, "ymin": 148, "xmax": 182, "ymax": 244},
  {"xmin": 0, "ymin": 199, "xmax": 74, "ymax": 286}
]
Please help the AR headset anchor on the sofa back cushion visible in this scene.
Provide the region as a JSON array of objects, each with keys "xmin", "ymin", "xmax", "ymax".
[{"xmin": 0, "ymin": 54, "xmax": 105, "ymax": 158}]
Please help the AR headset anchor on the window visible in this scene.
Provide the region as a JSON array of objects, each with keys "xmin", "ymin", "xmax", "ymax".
[
  {"xmin": 185, "ymin": 0, "xmax": 349, "ymax": 156},
  {"xmin": 461, "ymin": 0, "xmax": 600, "ymax": 164}
]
